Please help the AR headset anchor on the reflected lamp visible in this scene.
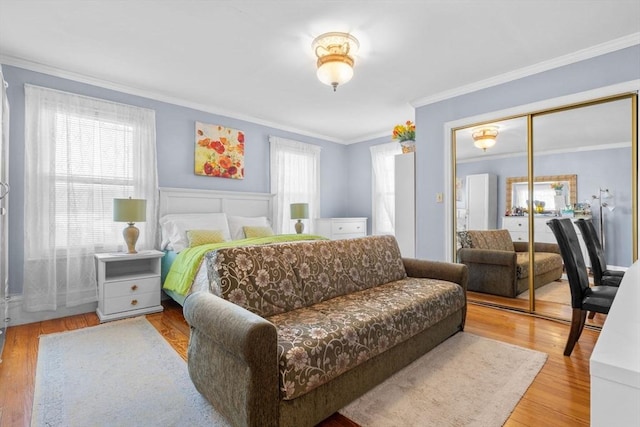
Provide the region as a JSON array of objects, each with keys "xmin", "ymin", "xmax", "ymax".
[
  {"xmin": 113, "ymin": 197, "xmax": 147, "ymax": 254},
  {"xmin": 290, "ymin": 203, "xmax": 309, "ymax": 234}
]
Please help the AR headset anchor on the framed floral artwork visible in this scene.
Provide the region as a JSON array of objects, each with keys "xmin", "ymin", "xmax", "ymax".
[{"xmin": 194, "ymin": 122, "xmax": 245, "ymax": 179}]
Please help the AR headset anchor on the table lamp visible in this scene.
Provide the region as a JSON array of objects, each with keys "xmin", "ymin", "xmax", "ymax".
[
  {"xmin": 290, "ymin": 203, "xmax": 309, "ymax": 234},
  {"xmin": 113, "ymin": 197, "xmax": 147, "ymax": 254}
]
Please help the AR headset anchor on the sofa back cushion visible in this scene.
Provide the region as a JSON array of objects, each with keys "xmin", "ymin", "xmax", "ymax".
[
  {"xmin": 459, "ymin": 229, "xmax": 515, "ymax": 252},
  {"xmin": 206, "ymin": 235, "xmax": 407, "ymax": 317}
]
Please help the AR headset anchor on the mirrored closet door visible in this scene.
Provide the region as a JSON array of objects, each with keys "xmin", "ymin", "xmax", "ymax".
[{"xmin": 452, "ymin": 93, "xmax": 637, "ymax": 323}]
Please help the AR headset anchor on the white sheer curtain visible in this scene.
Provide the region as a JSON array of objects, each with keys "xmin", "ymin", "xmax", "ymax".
[
  {"xmin": 23, "ymin": 85, "xmax": 158, "ymax": 312},
  {"xmin": 269, "ymin": 136, "xmax": 321, "ymax": 234},
  {"xmin": 370, "ymin": 142, "xmax": 402, "ymax": 235}
]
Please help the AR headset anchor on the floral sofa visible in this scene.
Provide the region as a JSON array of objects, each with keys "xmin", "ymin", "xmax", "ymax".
[
  {"xmin": 457, "ymin": 229, "xmax": 563, "ymax": 297},
  {"xmin": 183, "ymin": 235, "xmax": 468, "ymax": 427}
]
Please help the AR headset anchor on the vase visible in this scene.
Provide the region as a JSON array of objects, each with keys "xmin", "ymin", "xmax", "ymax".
[
  {"xmin": 555, "ymin": 190, "xmax": 563, "ymax": 195},
  {"xmin": 400, "ymin": 140, "xmax": 415, "ymax": 154}
]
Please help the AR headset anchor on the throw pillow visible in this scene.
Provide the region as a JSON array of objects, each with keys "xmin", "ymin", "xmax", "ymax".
[
  {"xmin": 186, "ymin": 229, "xmax": 226, "ymax": 247},
  {"xmin": 243, "ymin": 226, "xmax": 275, "ymax": 238}
]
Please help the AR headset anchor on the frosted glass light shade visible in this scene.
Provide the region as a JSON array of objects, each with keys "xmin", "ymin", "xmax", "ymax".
[
  {"xmin": 113, "ymin": 198, "xmax": 147, "ymax": 223},
  {"xmin": 316, "ymin": 60, "xmax": 354, "ymax": 87},
  {"xmin": 290, "ymin": 203, "xmax": 309, "ymax": 220}
]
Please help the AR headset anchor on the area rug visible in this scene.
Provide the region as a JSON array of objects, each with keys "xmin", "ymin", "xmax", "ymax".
[
  {"xmin": 31, "ymin": 317, "xmax": 230, "ymax": 427},
  {"xmin": 517, "ymin": 280, "xmax": 570, "ymax": 304},
  {"xmin": 339, "ymin": 332, "xmax": 547, "ymax": 427}
]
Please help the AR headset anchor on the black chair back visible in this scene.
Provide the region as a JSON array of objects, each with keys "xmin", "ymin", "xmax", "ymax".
[
  {"xmin": 574, "ymin": 218, "xmax": 608, "ymax": 285},
  {"xmin": 547, "ymin": 218, "xmax": 590, "ymax": 308}
]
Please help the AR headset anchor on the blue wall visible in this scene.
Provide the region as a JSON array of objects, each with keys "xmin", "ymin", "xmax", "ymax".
[
  {"xmin": 457, "ymin": 147, "xmax": 633, "ymax": 266},
  {"xmin": 415, "ymin": 45, "xmax": 640, "ymax": 262},
  {"xmin": 3, "ymin": 64, "xmax": 349, "ymax": 295}
]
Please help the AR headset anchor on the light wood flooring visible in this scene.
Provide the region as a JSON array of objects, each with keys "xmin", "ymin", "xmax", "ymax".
[{"xmin": 0, "ymin": 299, "xmax": 600, "ymax": 427}]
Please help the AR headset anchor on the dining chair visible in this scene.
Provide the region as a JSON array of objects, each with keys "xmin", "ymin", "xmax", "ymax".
[
  {"xmin": 574, "ymin": 218, "xmax": 625, "ymax": 287},
  {"xmin": 546, "ymin": 218, "xmax": 617, "ymax": 356}
]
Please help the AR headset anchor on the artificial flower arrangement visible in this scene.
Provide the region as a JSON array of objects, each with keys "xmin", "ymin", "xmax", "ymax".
[
  {"xmin": 550, "ymin": 182, "xmax": 564, "ymax": 191},
  {"xmin": 392, "ymin": 120, "xmax": 416, "ymax": 142}
]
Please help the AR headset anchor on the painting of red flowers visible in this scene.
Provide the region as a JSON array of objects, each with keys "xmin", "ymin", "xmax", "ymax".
[{"xmin": 195, "ymin": 122, "xmax": 245, "ymax": 179}]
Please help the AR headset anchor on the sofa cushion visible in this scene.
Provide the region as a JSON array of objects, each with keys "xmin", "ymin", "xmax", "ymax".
[
  {"xmin": 515, "ymin": 252, "xmax": 563, "ymax": 279},
  {"xmin": 267, "ymin": 277, "xmax": 466, "ymax": 400},
  {"xmin": 207, "ymin": 235, "xmax": 407, "ymax": 318},
  {"xmin": 461, "ymin": 229, "xmax": 515, "ymax": 252}
]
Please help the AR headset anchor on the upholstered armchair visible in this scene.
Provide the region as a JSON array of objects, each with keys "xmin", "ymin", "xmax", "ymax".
[{"xmin": 457, "ymin": 229, "xmax": 563, "ymax": 298}]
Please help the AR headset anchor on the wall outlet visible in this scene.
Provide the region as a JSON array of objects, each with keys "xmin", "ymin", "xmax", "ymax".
[{"xmin": 436, "ymin": 192, "xmax": 444, "ymax": 203}]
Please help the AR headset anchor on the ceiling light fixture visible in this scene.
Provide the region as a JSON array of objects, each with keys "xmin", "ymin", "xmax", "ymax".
[
  {"xmin": 312, "ymin": 32, "xmax": 359, "ymax": 92},
  {"xmin": 471, "ymin": 126, "xmax": 499, "ymax": 151}
]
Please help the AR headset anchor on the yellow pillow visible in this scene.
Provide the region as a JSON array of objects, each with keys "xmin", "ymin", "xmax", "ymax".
[
  {"xmin": 243, "ymin": 226, "xmax": 274, "ymax": 238},
  {"xmin": 186, "ymin": 229, "xmax": 226, "ymax": 247}
]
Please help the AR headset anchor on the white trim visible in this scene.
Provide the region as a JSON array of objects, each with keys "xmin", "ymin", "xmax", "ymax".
[
  {"xmin": 6, "ymin": 294, "xmax": 97, "ymax": 326},
  {"xmin": 444, "ymin": 80, "xmax": 640, "ymax": 262},
  {"xmin": 414, "ymin": 33, "xmax": 640, "ymax": 108},
  {"xmin": 0, "ymin": 54, "xmax": 344, "ymax": 144}
]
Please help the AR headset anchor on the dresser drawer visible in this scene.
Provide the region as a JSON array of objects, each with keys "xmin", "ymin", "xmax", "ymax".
[
  {"xmin": 334, "ymin": 232, "xmax": 366, "ymax": 240},
  {"xmin": 103, "ymin": 291, "xmax": 160, "ymax": 315},
  {"xmin": 104, "ymin": 276, "xmax": 159, "ymax": 299},
  {"xmin": 503, "ymin": 218, "xmax": 528, "ymax": 231},
  {"xmin": 331, "ymin": 221, "xmax": 365, "ymax": 235},
  {"xmin": 509, "ymin": 231, "xmax": 528, "ymax": 242}
]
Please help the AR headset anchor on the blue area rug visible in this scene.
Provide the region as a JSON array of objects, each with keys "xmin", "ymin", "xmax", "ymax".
[{"xmin": 31, "ymin": 317, "xmax": 230, "ymax": 426}]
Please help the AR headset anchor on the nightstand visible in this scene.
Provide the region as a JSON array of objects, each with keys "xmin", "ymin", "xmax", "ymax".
[{"xmin": 94, "ymin": 250, "xmax": 164, "ymax": 323}]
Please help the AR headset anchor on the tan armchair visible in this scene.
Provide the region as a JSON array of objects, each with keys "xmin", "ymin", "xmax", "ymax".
[{"xmin": 457, "ymin": 229, "xmax": 563, "ymax": 298}]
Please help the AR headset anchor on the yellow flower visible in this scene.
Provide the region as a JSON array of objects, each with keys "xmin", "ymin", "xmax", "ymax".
[{"xmin": 392, "ymin": 120, "xmax": 416, "ymax": 142}]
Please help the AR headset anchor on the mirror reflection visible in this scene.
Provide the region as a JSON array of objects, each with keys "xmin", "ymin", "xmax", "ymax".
[{"xmin": 454, "ymin": 97, "xmax": 635, "ymax": 325}]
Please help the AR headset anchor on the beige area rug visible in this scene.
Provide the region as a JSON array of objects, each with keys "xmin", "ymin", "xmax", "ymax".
[
  {"xmin": 31, "ymin": 317, "xmax": 230, "ymax": 427},
  {"xmin": 517, "ymin": 279, "xmax": 571, "ymax": 304},
  {"xmin": 340, "ymin": 332, "xmax": 547, "ymax": 427}
]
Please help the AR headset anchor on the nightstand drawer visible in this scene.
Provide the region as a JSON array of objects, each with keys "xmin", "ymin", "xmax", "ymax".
[
  {"xmin": 104, "ymin": 277, "xmax": 159, "ymax": 299},
  {"xmin": 331, "ymin": 221, "xmax": 365, "ymax": 235},
  {"xmin": 104, "ymin": 291, "xmax": 160, "ymax": 315}
]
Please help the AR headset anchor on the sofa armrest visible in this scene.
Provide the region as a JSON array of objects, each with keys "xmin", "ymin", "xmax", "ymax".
[
  {"xmin": 458, "ymin": 248, "xmax": 517, "ymax": 267},
  {"xmin": 183, "ymin": 291, "xmax": 279, "ymax": 427},
  {"xmin": 402, "ymin": 258, "xmax": 468, "ymax": 292}
]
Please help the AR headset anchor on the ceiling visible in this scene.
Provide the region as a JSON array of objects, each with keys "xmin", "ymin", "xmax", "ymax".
[
  {"xmin": 455, "ymin": 97, "xmax": 634, "ymax": 161},
  {"xmin": 1, "ymin": 1, "xmax": 639, "ymax": 144}
]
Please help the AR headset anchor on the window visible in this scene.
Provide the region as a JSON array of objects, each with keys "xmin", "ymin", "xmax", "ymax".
[
  {"xmin": 23, "ymin": 85, "xmax": 157, "ymax": 311},
  {"xmin": 370, "ymin": 142, "xmax": 402, "ymax": 235},
  {"xmin": 269, "ymin": 136, "xmax": 321, "ymax": 234}
]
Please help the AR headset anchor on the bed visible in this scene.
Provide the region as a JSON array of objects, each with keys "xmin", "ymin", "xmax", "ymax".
[{"xmin": 158, "ymin": 187, "xmax": 324, "ymax": 305}]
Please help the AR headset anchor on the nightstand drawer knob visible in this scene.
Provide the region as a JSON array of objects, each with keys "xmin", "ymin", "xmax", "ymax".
[
  {"xmin": 131, "ymin": 299, "xmax": 138, "ymax": 306},
  {"xmin": 131, "ymin": 284, "xmax": 138, "ymax": 291}
]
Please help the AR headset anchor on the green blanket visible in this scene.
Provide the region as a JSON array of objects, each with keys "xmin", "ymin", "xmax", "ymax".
[{"xmin": 163, "ymin": 234, "xmax": 327, "ymax": 296}]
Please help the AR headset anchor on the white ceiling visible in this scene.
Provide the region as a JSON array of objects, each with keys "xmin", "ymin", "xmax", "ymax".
[
  {"xmin": 1, "ymin": 1, "xmax": 639, "ymax": 144},
  {"xmin": 455, "ymin": 97, "xmax": 634, "ymax": 161}
]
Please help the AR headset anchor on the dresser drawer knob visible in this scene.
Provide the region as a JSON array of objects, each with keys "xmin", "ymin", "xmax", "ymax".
[
  {"xmin": 131, "ymin": 285, "xmax": 138, "ymax": 291},
  {"xmin": 131, "ymin": 299, "xmax": 138, "ymax": 306}
]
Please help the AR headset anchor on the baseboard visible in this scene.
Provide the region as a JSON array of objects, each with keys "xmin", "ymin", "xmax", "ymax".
[{"xmin": 6, "ymin": 294, "xmax": 97, "ymax": 326}]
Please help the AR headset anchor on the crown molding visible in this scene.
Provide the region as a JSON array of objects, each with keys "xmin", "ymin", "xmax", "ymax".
[
  {"xmin": 0, "ymin": 54, "xmax": 344, "ymax": 144},
  {"xmin": 411, "ymin": 33, "xmax": 640, "ymax": 108}
]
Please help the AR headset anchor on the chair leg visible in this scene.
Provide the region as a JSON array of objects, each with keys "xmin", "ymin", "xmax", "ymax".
[{"xmin": 564, "ymin": 308, "xmax": 587, "ymax": 356}]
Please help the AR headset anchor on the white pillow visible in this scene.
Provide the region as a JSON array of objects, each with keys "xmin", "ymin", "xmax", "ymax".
[
  {"xmin": 160, "ymin": 213, "xmax": 231, "ymax": 252},
  {"xmin": 227, "ymin": 216, "xmax": 271, "ymax": 240}
]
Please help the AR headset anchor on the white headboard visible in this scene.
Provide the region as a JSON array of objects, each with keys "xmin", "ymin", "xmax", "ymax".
[{"xmin": 159, "ymin": 187, "xmax": 275, "ymax": 221}]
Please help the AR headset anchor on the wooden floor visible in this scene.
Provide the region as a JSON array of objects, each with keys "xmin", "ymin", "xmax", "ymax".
[{"xmin": 0, "ymin": 299, "xmax": 600, "ymax": 427}]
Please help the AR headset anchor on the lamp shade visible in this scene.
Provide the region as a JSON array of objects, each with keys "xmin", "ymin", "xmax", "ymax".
[
  {"xmin": 113, "ymin": 198, "xmax": 147, "ymax": 223},
  {"xmin": 290, "ymin": 203, "xmax": 309, "ymax": 220}
]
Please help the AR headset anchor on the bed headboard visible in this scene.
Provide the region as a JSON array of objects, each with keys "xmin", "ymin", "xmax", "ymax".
[{"xmin": 158, "ymin": 187, "xmax": 275, "ymax": 221}]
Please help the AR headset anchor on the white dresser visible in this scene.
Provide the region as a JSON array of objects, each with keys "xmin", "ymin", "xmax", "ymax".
[
  {"xmin": 501, "ymin": 216, "xmax": 591, "ymax": 266},
  {"xmin": 590, "ymin": 260, "xmax": 638, "ymax": 426},
  {"xmin": 315, "ymin": 218, "xmax": 367, "ymax": 240}
]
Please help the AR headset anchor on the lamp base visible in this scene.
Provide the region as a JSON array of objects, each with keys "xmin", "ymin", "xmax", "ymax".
[
  {"xmin": 123, "ymin": 223, "xmax": 140, "ymax": 254},
  {"xmin": 295, "ymin": 220, "xmax": 304, "ymax": 234}
]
